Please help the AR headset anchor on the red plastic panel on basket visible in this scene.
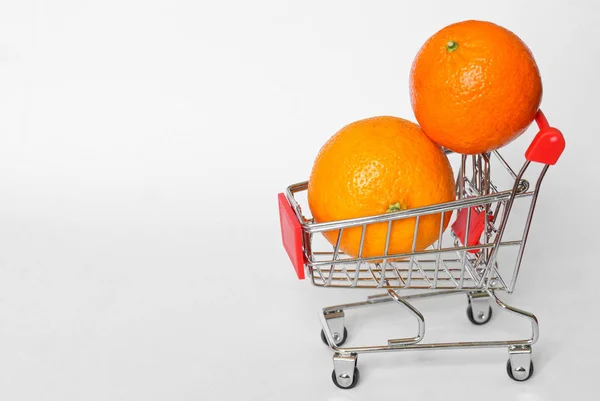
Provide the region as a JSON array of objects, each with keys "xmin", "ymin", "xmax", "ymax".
[
  {"xmin": 278, "ymin": 193, "xmax": 305, "ymax": 279},
  {"xmin": 451, "ymin": 207, "xmax": 487, "ymax": 254}
]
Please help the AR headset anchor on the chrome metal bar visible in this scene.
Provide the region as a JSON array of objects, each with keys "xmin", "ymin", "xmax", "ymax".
[
  {"xmin": 319, "ymin": 288, "xmax": 538, "ymax": 355},
  {"xmin": 434, "ymin": 211, "xmax": 445, "ymax": 288},
  {"xmin": 407, "ymin": 216, "xmax": 420, "ymax": 287},
  {"xmin": 471, "ymin": 155, "xmax": 477, "ymax": 188},
  {"xmin": 489, "ymin": 261, "xmax": 508, "ymax": 290},
  {"xmin": 477, "ymin": 154, "xmax": 484, "ymax": 194},
  {"xmin": 309, "ymin": 241, "xmax": 522, "ymax": 267},
  {"xmin": 358, "ymin": 224, "xmax": 367, "ymax": 257},
  {"xmin": 387, "ymin": 290, "xmax": 425, "ymax": 346},
  {"xmin": 370, "ymin": 289, "xmax": 469, "ymax": 301},
  {"xmin": 492, "ymin": 150, "xmax": 518, "ymax": 179},
  {"xmin": 509, "ymin": 164, "xmax": 550, "ymax": 293},
  {"xmin": 320, "ymin": 275, "xmax": 477, "ymax": 283},
  {"xmin": 353, "ymin": 225, "xmax": 367, "ymax": 286},
  {"xmin": 461, "ymin": 207, "xmax": 472, "ymax": 287},
  {"xmin": 415, "ymin": 260, "xmax": 432, "ymax": 286},
  {"xmin": 384, "ymin": 220, "xmax": 392, "ymax": 257},
  {"xmin": 285, "ymin": 182, "xmax": 309, "ymax": 223},
  {"xmin": 440, "ymin": 260, "xmax": 460, "ymax": 287},
  {"xmin": 458, "ymin": 155, "xmax": 467, "ymax": 199},
  {"xmin": 326, "ymin": 229, "xmax": 344, "ymax": 286},
  {"xmin": 315, "ymin": 283, "xmax": 500, "ymax": 290},
  {"xmin": 322, "ymin": 289, "xmax": 475, "ymax": 313},
  {"xmin": 367, "ymin": 264, "xmax": 384, "ymax": 288},
  {"xmin": 391, "ymin": 262, "xmax": 406, "ymax": 287},
  {"xmin": 320, "ymin": 264, "xmax": 484, "ymax": 273},
  {"xmin": 485, "ymin": 162, "xmax": 531, "ymax": 283},
  {"xmin": 491, "ymin": 200, "xmax": 503, "ymax": 225},
  {"xmin": 312, "ymin": 235, "xmax": 327, "ymax": 284},
  {"xmin": 482, "ymin": 154, "xmax": 492, "ymax": 264},
  {"xmin": 302, "ymin": 190, "xmax": 534, "ymax": 234},
  {"xmin": 379, "ymin": 220, "xmax": 393, "ymax": 287},
  {"xmin": 482, "ymin": 153, "xmax": 491, "ymax": 195},
  {"xmin": 489, "ymin": 290, "xmax": 539, "ymax": 344},
  {"xmin": 324, "ymin": 340, "xmax": 535, "ymax": 354},
  {"xmin": 312, "ymin": 255, "xmax": 463, "ymax": 263}
]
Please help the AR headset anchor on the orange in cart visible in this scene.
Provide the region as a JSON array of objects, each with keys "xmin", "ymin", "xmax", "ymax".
[
  {"xmin": 307, "ymin": 115, "xmax": 455, "ymax": 259},
  {"xmin": 409, "ymin": 20, "xmax": 543, "ymax": 154}
]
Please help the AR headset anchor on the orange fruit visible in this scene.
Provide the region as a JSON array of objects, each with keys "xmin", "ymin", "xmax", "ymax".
[
  {"xmin": 307, "ymin": 116, "xmax": 456, "ymax": 259},
  {"xmin": 409, "ymin": 20, "xmax": 543, "ymax": 155}
]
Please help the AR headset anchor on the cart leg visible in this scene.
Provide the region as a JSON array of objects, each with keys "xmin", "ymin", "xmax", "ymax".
[
  {"xmin": 507, "ymin": 345, "xmax": 534, "ymax": 381},
  {"xmin": 466, "ymin": 291, "xmax": 493, "ymax": 325},
  {"xmin": 321, "ymin": 310, "xmax": 348, "ymax": 347},
  {"xmin": 489, "ymin": 290, "xmax": 537, "ymax": 381},
  {"xmin": 320, "ymin": 290, "xmax": 426, "ymax": 350},
  {"xmin": 489, "ymin": 289, "xmax": 539, "ymax": 344},
  {"xmin": 332, "ymin": 353, "xmax": 359, "ymax": 389}
]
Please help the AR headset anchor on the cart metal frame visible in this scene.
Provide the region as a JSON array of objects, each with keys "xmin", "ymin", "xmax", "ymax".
[{"xmin": 278, "ymin": 110, "xmax": 565, "ymax": 388}]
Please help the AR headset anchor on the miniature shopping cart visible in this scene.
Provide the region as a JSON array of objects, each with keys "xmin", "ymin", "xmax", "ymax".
[{"xmin": 278, "ymin": 110, "xmax": 565, "ymax": 389}]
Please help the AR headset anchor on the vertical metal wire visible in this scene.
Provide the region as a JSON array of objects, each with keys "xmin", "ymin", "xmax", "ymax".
[
  {"xmin": 326, "ymin": 228, "xmax": 344, "ymax": 286},
  {"xmin": 352, "ymin": 224, "xmax": 367, "ymax": 286},
  {"xmin": 491, "ymin": 201, "xmax": 503, "ymax": 224},
  {"xmin": 406, "ymin": 216, "xmax": 420, "ymax": 287},
  {"xmin": 461, "ymin": 207, "xmax": 472, "ymax": 288},
  {"xmin": 483, "ymin": 154, "xmax": 492, "ymax": 249},
  {"xmin": 458, "ymin": 155, "xmax": 467, "ymax": 199},
  {"xmin": 309, "ymin": 232, "xmax": 325, "ymax": 284},
  {"xmin": 471, "ymin": 154, "xmax": 477, "ymax": 189},
  {"xmin": 379, "ymin": 220, "xmax": 393, "ymax": 288},
  {"xmin": 476, "ymin": 154, "xmax": 482, "ymax": 194},
  {"xmin": 433, "ymin": 211, "xmax": 445, "ymax": 288},
  {"xmin": 486, "ymin": 161, "xmax": 531, "ymax": 286},
  {"xmin": 385, "ymin": 221, "xmax": 405, "ymax": 288},
  {"xmin": 509, "ymin": 165, "xmax": 550, "ymax": 293}
]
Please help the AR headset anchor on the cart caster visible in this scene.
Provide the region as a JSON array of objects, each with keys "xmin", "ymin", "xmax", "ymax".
[
  {"xmin": 467, "ymin": 304, "xmax": 492, "ymax": 325},
  {"xmin": 321, "ymin": 309, "xmax": 347, "ymax": 347},
  {"xmin": 321, "ymin": 327, "xmax": 348, "ymax": 347},
  {"xmin": 507, "ymin": 345, "xmax": 534, "ymax": 381},
  {"xmin": 332, "ymin": 353, "xmax": 359, "ymax": 389},
  {"xmin": 507, "ymin": 360, "xmax": 534, "ymax": 382},
  {"xmin": 332, "ymin": 367, "xmax": 359, "ymax": 389},
  {"xmin": 467, "ymin": 291, "xmax": 492, "ymax": 325}
]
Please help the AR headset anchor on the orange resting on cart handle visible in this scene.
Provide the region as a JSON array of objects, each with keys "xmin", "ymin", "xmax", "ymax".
[{"xmin": 278, "ymin": 109, "xmax": 565, "ymax": 279}]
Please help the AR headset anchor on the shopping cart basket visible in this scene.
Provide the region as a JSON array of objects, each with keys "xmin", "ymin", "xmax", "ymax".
[{"xmin": 278, "ymin": 110, "xmax": 565, "ymax": 389}]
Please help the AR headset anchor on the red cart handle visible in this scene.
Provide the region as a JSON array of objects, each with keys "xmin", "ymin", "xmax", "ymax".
[{"xmin": 525, "ymin": 109, "xmax": 565, "ymax": 165}]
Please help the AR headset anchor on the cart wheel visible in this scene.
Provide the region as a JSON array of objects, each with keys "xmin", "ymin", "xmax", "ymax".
[
  {"xmin": 506, "ymin": 359, "xmax": 534, "ymax": 381},
  {"xmin": 331, "ymin": 367, "xmax": 359, "ymax": 389},
  {"xmin": 321, "ymin": 327, "xmax": 348, "ymax": 347},
  {"xmin": 466, "ymin": 304, "xmax": 493, "ymax": 325}
]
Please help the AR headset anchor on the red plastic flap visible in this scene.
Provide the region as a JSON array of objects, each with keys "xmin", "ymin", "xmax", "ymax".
[
  {"xmin": 451, "ymin": 207, "xmax": 487, "ymax": 253},
  {"xmin": 278, "ymin": 193, "xmax": 305, "ymax": 279},
  {"xmin": 526, "ymin": 110, "xmax": 566, "ymax": 165}
]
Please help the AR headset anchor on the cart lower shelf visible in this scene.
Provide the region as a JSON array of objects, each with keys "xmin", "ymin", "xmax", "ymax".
[{"xmin": 320, "ymin": 289, "xmax": 538, "ymax": 389}]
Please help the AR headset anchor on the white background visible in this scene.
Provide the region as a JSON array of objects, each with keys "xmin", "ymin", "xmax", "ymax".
[{"xmin": 1, "ymin": 0, "xmax": 599, "ymax": 400}]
